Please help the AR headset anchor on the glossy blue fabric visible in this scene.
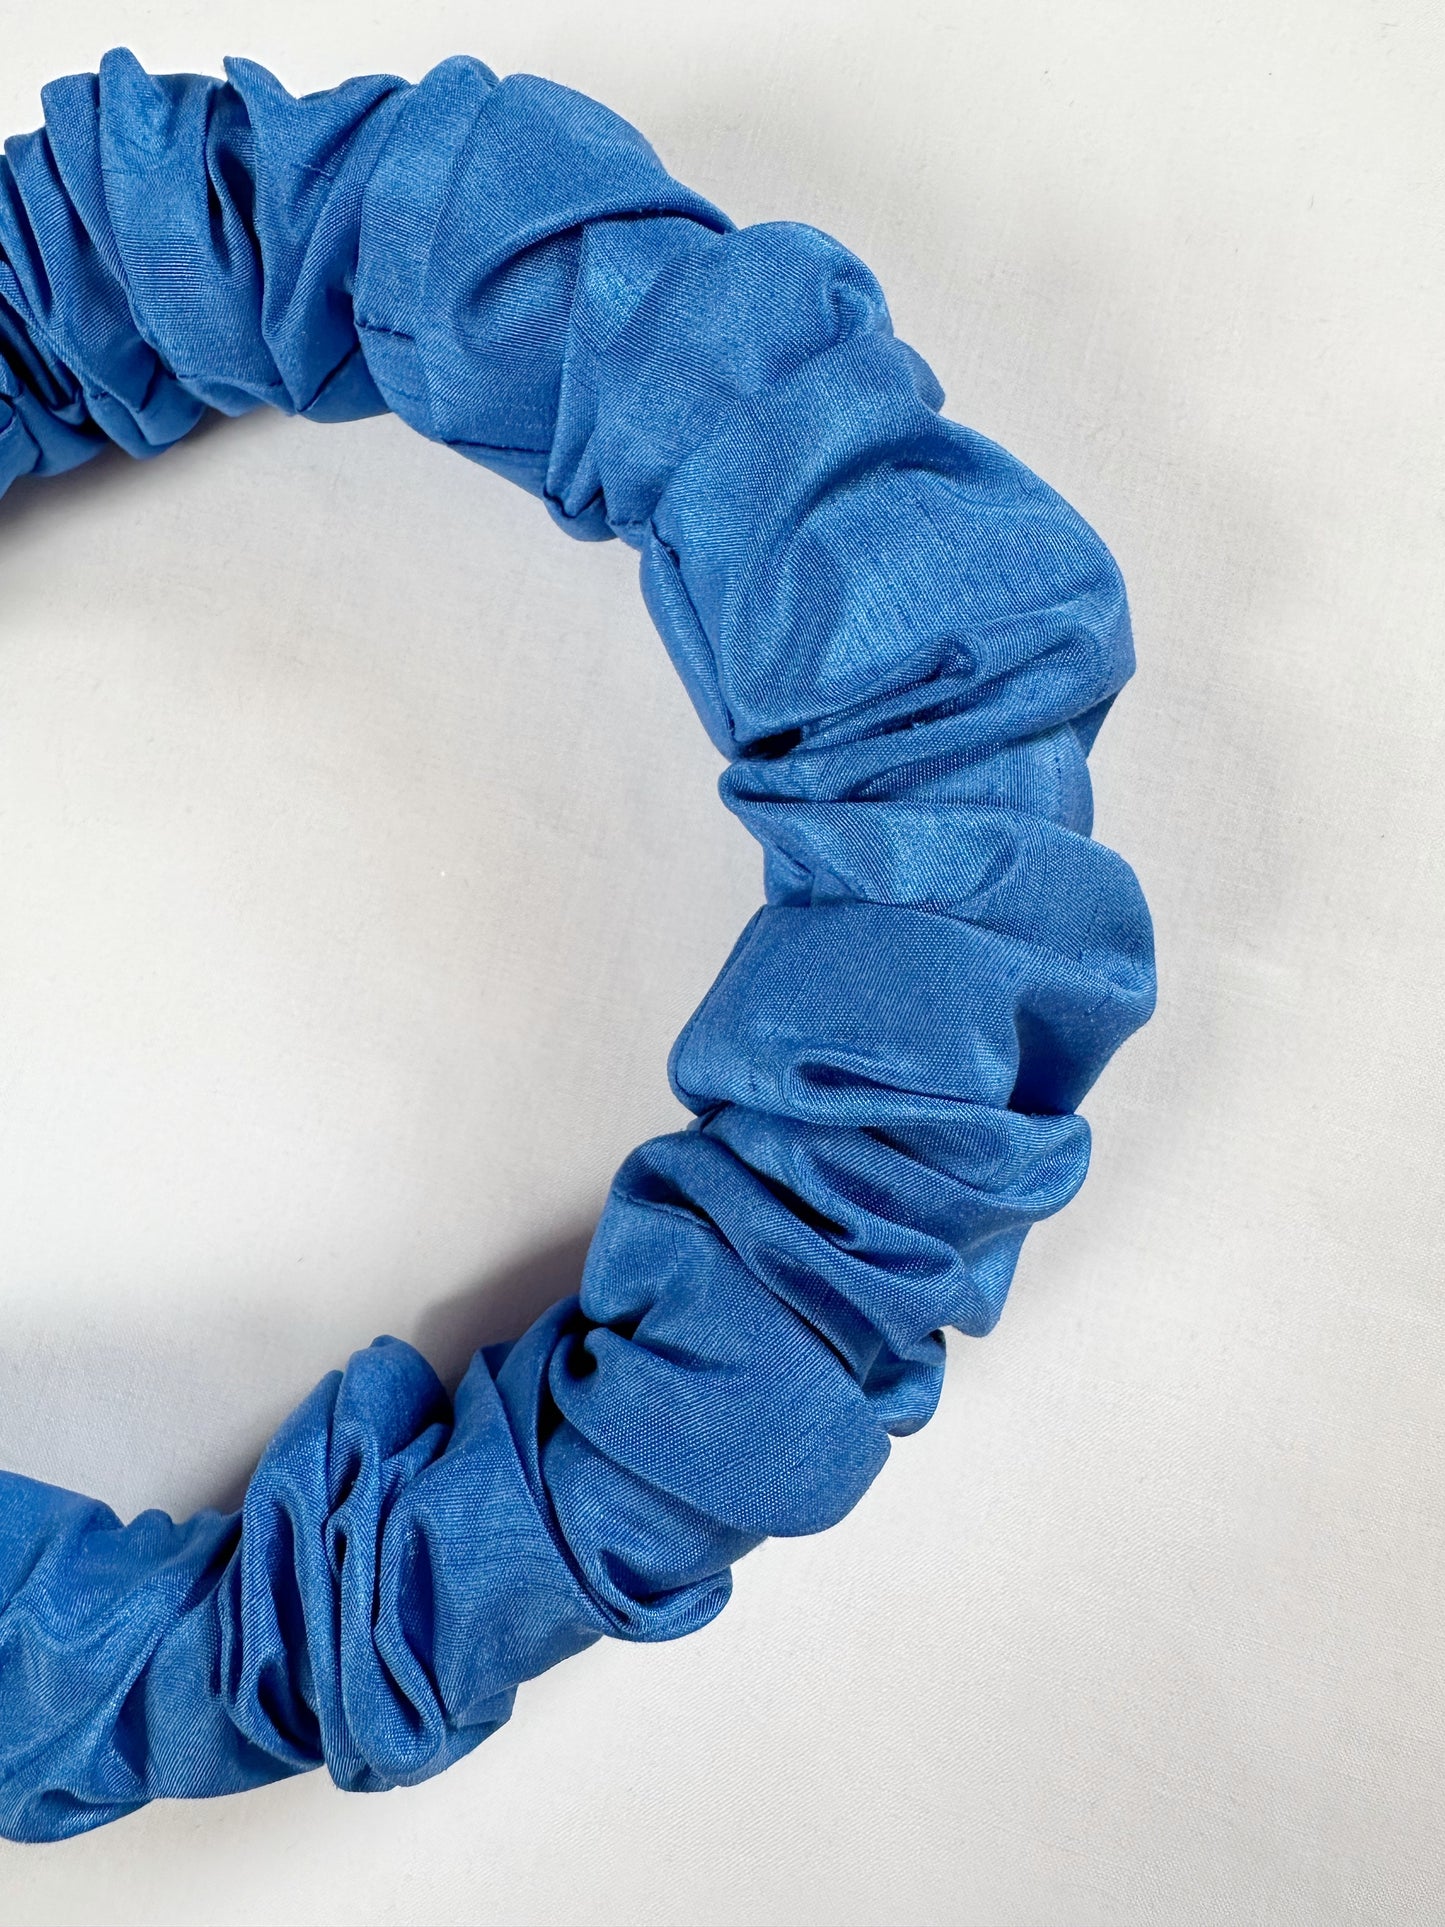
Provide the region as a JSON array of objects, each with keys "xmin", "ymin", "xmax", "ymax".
[{"xmin": 0, "ymin": 51, "xmax": 1155, "ymax": 1841}]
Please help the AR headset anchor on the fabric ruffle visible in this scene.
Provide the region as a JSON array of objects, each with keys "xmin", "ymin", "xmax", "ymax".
[{"xmin": 0, "ymin": 50, "xmax": 1155, "ymax": 1840}]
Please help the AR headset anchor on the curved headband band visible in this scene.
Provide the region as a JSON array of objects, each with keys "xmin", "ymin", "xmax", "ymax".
[{"xmin": 0, "ymin": 50, "xmax": 1155, "ymax": 1841}]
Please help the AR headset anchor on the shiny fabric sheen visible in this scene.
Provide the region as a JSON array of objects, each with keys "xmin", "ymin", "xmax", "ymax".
[{"xmin": 0, "ymin": 50, "xmax": 1155, "ymax": 1841}]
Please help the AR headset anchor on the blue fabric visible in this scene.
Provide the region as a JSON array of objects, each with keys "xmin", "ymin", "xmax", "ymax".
[{"xmin": 0, "ymin": 51, "xmax": 1155, "ymax": 1841}]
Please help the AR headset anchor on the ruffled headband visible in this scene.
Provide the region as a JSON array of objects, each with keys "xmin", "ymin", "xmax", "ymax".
[{"xmin": 0, "ymin": 50, "xmax": 1154, "ymax": 1841}]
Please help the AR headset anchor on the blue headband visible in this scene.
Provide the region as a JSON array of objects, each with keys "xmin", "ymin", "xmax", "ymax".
[{"xmin": 0, "ymin": 50, "xmax": 1155, "ymax": 1841}]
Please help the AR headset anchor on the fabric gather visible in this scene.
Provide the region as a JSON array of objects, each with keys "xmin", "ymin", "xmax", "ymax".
[{"xmin": 0, "ymin": 49, "xmax": 1155, "ymax": 1841}]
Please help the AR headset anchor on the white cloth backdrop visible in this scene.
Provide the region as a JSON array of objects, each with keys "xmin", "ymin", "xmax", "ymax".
[{"xmin": 0, "ymin": 3, "xmax": 1441, "ymax": 1922}]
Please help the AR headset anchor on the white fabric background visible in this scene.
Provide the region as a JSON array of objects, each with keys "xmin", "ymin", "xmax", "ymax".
[{"xmin": 0, "ymin": 3, "xmax": 1440, "ymax": 1921}]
